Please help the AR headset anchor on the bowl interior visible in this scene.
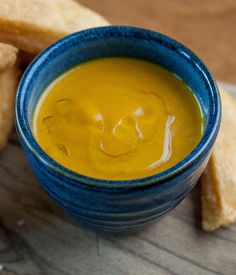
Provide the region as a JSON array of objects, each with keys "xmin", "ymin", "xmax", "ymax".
[
  {"xmin": 26, "ymin": 28, "xmax": 215, "ymax": 125},
  {"xmin": 16, "ymin": 26, "xmax": 220, "ymax": 186}
]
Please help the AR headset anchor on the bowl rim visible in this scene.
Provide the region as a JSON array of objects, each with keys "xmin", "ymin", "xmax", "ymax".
[{"xmin": 15, "ymin": 26, "xmax": 221, "ymax": 189}]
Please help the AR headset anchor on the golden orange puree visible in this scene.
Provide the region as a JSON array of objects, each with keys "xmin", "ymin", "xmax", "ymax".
[{"xmin": 33, "ymin": 57, "xmax": 203, "ymax": 180}]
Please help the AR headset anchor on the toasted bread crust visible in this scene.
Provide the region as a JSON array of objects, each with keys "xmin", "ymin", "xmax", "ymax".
[
  {"xmin": 0, "ymin": 42, "xmax": 18, "ymax": 72},
  {"xmin": 201, "ymin": 89, "xmax": 236, "ymax": 231},
  {"xmin": 0, "ymin": 66, "xmax": 19, "ymax": 151},
  {"xmin": 0, "ymin": 0, "xmax": 109, "ymax": 53}
]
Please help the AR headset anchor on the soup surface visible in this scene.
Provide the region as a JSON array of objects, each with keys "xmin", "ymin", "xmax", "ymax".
[{"xmin": 33, "ymin": 57, "xmax": 203, "ymax": 180}]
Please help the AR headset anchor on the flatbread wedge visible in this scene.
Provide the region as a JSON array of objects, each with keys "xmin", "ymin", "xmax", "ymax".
[
  {"xmin": 0, "ymin": 42, "xmax": 18, "ymax": 72},
  {"xmin": 0, "ymin": 0, "xmax": 109, "ymax": 54},
  {"xmin": 0, "ymin": 43, "xmax": 19, "ymax": 151},
  {"xmin": 201, "ymin": 89, "xmax": 236, "ymax": 231}
]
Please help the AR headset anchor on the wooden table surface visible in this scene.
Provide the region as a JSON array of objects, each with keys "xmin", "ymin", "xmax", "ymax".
[
  {"xmin": 1, "ymin": 1, "xmax": 236, "ymax": 275},
  {"xmin": 82, "ymin": 0, "xmax": 236, "ymax": 84}
]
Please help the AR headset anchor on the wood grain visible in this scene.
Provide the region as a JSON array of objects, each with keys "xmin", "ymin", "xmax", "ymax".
[
  {"xmin": 1, "ymin": 1, "xmax": 236, "ymax": 274},
  {"xmin": 1, "ymin": 133, "xmax": 236, "ymax": 275}
]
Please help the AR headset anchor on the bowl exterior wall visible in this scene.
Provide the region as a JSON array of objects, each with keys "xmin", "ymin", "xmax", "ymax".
[{"xmin": 15, "ymin": 27, "xmax": 221, "ymax": 233}]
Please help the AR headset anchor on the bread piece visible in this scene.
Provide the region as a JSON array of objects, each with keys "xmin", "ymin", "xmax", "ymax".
[
  {"xmin": 201, "ymin": 89, "xmax": 236, "ymax": 231},
  {"xmin": 0, "ymin": 44, "xmax": 19, "ymax": 151},
  {"xmin": 0, "ymin": 42, "xmax": 18, "ymax": 72},
  {"xmin": 0, "ymin": 0, "xmax": 109, "ymax": 54}
]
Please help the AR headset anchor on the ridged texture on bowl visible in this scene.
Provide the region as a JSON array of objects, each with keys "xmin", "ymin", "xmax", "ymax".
[
  {"xmin": 20, "ymin": 138, "xmax": 208, "ymax": 233},
  {"xmin": 15, "ymin": 26, "xmax": 221, "ymax": 233}
]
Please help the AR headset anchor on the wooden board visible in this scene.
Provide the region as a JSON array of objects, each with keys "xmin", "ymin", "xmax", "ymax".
[
  {"xmin": 0, "ymin": 83, "xmax": 235, "ymax": 274},
  {"xmin": 1, "ymin": 0, "xmax": 236, "ymax": 273}
]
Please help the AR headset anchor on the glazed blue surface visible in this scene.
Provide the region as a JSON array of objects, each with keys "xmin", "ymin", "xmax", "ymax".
[{"xmin": 15, "ymin": 26, "xmax": 221, "ymax": 233}]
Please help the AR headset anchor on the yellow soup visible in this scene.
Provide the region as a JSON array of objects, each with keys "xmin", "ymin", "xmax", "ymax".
[{"xmin": 33, "ymin": 57, "xmax": 203, "ymax": 180}]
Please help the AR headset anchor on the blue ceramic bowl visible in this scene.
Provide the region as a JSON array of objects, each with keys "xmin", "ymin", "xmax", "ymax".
[{"xmin": 15, "ymin": 26, "xmax": 221, "ymax": 234}]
